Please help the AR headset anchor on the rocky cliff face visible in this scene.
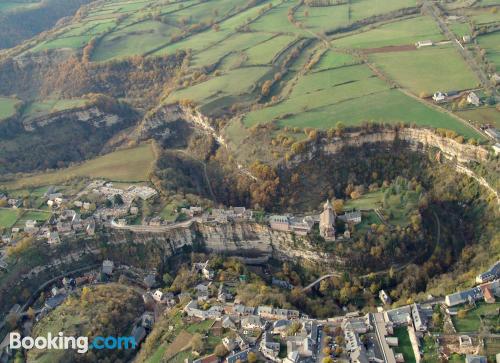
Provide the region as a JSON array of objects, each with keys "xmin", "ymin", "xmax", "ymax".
[
  {"xmin": 143, "ymin": 104, "xmax": 489, "ymax": 165},
  {"xmin": 319, "ymin": 129, "xmax": 488, "ymax": 164},
  {"xmin": 109, "ymin": 221, "xmax": 344, "ymax": 268},
  {"xmin": 138, "ymin": 104, "xmax": 227, "ymax": 146},
  {"xmin": 22, "ymin": 106, "xmax": 122, "ymax": 131}
]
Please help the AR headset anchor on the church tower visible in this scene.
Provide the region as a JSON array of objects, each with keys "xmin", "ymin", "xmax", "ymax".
[{"xmin": 319, "ymin": 199, "xmax": 336, "ymax": 240}]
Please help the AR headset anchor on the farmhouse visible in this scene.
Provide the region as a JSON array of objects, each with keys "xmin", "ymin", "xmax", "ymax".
[
  {"xmin": 466, "ymin": 92, "xmax": 480, "ymax": 106},
  {"xmin": 415, "ymin": 40, "xmax": 433, "ymax": 48},
  {"xmin": 432, "ymin": 92, "xmax": 446, "ymax": 103}
]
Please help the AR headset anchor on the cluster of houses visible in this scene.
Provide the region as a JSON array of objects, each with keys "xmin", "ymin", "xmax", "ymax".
[
  {"xmin": 270, "ymin": 200, "xmax": 361, "ymax": 241},
  {"xmin": 431, "ymin": 90, "xmax": 481, "ymax": 106},
  {"xmin": 87, "ymin": 180, "xmax": 157, "ymax": 221},
  {"xmin": 341, "ymin": 302, "xmax": 433, "ymax": 363},
  {"xmin": 8, "ymin": 209, "xmax": 96, "ymax": 245},
  {"xmin": 202, "ymin": 207, "xmax": 254, "ymax": 224},
  {"xmin": 184, "ymin": 298, "xmax": 322, "ymax": 363}
]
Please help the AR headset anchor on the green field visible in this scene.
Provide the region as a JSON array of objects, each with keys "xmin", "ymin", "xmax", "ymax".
[
  {"xmin": 0, "ymin": 97, "xmax": 20, "ymax": 121},
  {"xmin": 3, "ymin": 143, "xmax": 156, "ymax": 189},
  {"xmin": 344, "ymin": 187, "xmax": 420, "ymax": 226},
  {"xmin": 166, "ymin": 66, "xmax": 270, "ymax": 113},
  {"xmin": 393, "ymin": 327, "xmax": 417, "ymax": 363},
  {"xmin": 0, "ymin": 0, "xmax": 40, "ymax": 13},
  {"xmin": 295, "ymin": 3, "xmax": 349, "ymax": 33},
  {"xmin": 14, "ymin": 210, "xmax": 51, "ymax": 228},
  {"xmin": 10, "ymin": 0, "xmax": 487, "ymax": 143},
  {"xmin": 349, "ymin": 0, "xmax": 416, "ymax": 21},
  {"xmin": 333, "ymin": 16, "xmax": 442, "ymax": 49},
  {"xmin": 477, "ymin": 31, "xmax": 500, "ymax": 72},
  {"xmin": 92, "ymin": 20, "xmax": 178, "ymax": 61},
  {"xmin": 452, "ymin": 302, "xmax": 500, "ymax": 332},
  {"xmin": 456, "ymin": 106, "xmax": 500, "ymax": 128},
  {"xmin": 369, "ymin": 45, "xmax": 478, "ymax": 95},
  {"xmin": 0, "ymin": 209, "xmax": 20, "ymax": 228},
  {"xmin": 345, "ymin": 190, "xmax": 384, "ymax": 210},
  {"xmin": 22, "ymin": 99, "xmax": 86, "ymax": 120}
]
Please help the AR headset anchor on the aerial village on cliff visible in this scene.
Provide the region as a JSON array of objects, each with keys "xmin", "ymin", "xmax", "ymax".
[{"xmin": 1, "ymin": 179, "xmax": 499, "ymax": 363}]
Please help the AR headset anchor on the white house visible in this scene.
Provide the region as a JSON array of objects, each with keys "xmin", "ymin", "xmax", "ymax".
[
  {"xmin": 467, "ymin": 92, "xmax": 480, "ymax": 106},
  {"xmin": 102, "ymin": 260, "xmax": 114, "ymax": 275},
  {"xmin": 432, "ymin": 92, "xmax": 446, "ymax": 103}
]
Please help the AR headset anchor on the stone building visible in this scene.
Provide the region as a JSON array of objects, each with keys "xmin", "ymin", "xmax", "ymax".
[{"xmin": 319, "ymin": 199, "xmax": 336, "ymax": 240}]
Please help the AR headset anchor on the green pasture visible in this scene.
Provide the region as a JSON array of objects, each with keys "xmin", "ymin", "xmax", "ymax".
[
  {"xmin": 349, "ymin": 0, "xmax": 416, "ymax": 22},
  {"xmin": 0, "ymin": 209, "xmax": 19, "ymax": 229},
  {"xmin": 155, "ymin": 0, "xmax": 282, "ymax": 56},
  {"xmin": 22, "ymin": 99, "xmax": 86, "ymax": 120},
  {"xmin": 313, "ymin": 50, "xmax": 357, "ymax": 71},
  {"xmin": 477, "ymin": 31, "xmax": 500, "ymax": 72},
  {"xmin": 345, "ymin": 190, "xmax": 384, "ymax": 210},
  {"xmin": 14, "ymin": 210, "xmax": 51, "ymax": 228},
  {"xmin": 165, "ymin": 66, "xmax": 270, "ymax": 108},
  {"xmin": 256, "ymin": 88, "xmax": 481, "ymax": 139},
  {"xmin": 333, "ymin": 16, "xmax": 442, "ymax": 49},
  {"xmin": 245, "ymin": 34, "xmax": 297, "ymax": 65},
  {"xmin": 3, "ymin": 143, "xmax": 156, "ymax": 189},
  {"xmin": 456, "ymin": 107, "xmax": 500, "ymax": 128},
  {"xmin": 191, "ymin": 32, "xmax": 273, "ymax": 67},
  {"xmin": 0, "ymin": 97, "xmax": 20, "ymax": 121},
  {"xmin": 162, "ymin": 0, "xmax": 248, "ymax": 28},
  {"xmin": 369, "ymin": 45, "xmax": 478, "ymax": 94},
  {"xmin": 295, "ymin": 3, "xmax": 349, "ymax": 33},
  {"xmin": 469, "ymin": 11, "xmax": 500, "ymax": 25},
  {"xmin": 92, "ymin": 20, "xmax": 179, "ymax": 61},
  {"xmin": 0, "ymin": 0, "xmax": 39, "ymax": 13},
  {"xmin": 452, "ymin": 302, "xmax": 500, "ymax": 332},
  {"xmin": 243, "ymin": 64, "xmax": 394, "ymax": 126},
  {"xmin": 449, "ymin": 22, "xmax": 471, "ymax": 38},
  {"xmin": 250, "ymin": 1, "xmax": 307, "ymax": 35}
]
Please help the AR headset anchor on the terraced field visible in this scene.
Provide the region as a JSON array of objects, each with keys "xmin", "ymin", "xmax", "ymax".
[
  {"xmin": 18, "ymin": 0, "xmax": 490, "ymax": 142},
  {"xmin": 0, "ymin": 96, "xmax": 20, "ymax": 121}
]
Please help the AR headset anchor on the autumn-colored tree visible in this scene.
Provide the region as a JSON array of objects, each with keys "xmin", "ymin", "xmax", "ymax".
[
  {"xmin": 248, "ymin": 352, "xmax": 257, "ymax": 363},
  {"xmin": 214, "ymin": 343, "xmax": 228, "ymax": 357},
  {"xmin": 190, "ymin": 333, "xmax": 203, "ymax": 353},
  {"xmin": 333, "ymin": 199, "xmax": 344, "ymax": 214}
]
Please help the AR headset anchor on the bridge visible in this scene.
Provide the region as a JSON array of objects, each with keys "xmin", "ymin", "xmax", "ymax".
[{"xmin": 302, "ymin": 272, "xmax": 342, "ymax": 292}]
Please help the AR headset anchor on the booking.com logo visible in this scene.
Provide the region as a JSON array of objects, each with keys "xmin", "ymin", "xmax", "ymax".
[{"xmin": 9, "ymin": 332, "xmax": 137, "ymax": 354}]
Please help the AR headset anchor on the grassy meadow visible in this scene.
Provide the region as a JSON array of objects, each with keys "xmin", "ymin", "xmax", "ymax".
[
  {"xmin": 369, "ymin": 45, "xmax": 479, "ymax": 95},
  {"xmin": 12, "ymin": 0, "xmax": 489, "ymax": 144},
  {"xmin": 0, "ymin": 209, "xmax": 20, "ymax": 228},
  {"xmin": 3, "ymin": 143, "xmax": 156, "ymax": 189},
  {"xmin": 0, "ymin": 97, "xmax": 20, "ymax": 121}
]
